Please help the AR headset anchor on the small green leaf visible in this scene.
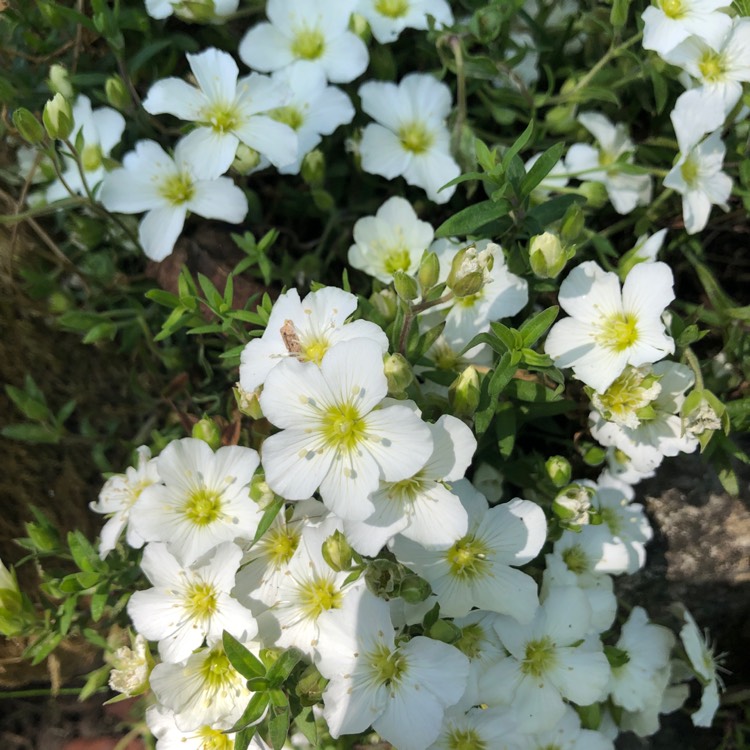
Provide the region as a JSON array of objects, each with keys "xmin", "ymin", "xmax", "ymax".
[
  {"xmin": 251, "ymin": 498, "xmax": 285, "ymax": 546},
  {"xmin": 519, "ymin": 306, "xmax": 559, "ymax": 347},
  {"xmin": 435, "ymin": 199, "xmax": 511, "ymax": 238},
  {"xmin": 223, "ymin": 631, "xmax": 266, "ymax": 680},
  {"xmin": 520, "ymin": 143, "xmax": 565, "ymax": 198},
  {"xmin": 230, "ymin": 692, "xmax": 270, "ymax": 733},
  {"xmin": 267, "ymin": 648, "xmax": 303, "ymax": 687},
  {"xmin": 502, "ymin": 120, "xmax": 534, "ymax": 170},
  {"xmin": 268, "ymin": 705, "xmax": 290, "ymax": 750}
]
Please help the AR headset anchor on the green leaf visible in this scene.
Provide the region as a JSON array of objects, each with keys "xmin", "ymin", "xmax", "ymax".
[
  {"xmin": 434, "ymin": 199, "xmax": 511, "ymax": 238},
  {"xmin": 59, "ymin": 595, "xmax": 78, "ymax": 636},
  {"xmin": 251, "ymin": 498, "xmax": 285, "ymax": 546},
  {"xmin": 293, "ymin": 706, "xmax": 317, "ymax": 746},
  {"xmin": 526, "ymin": 195, "xmax": 585, "ymax": 229},
  {"xmin": 502, "ymin": 120, "xmax": 534, "ymax": 170},
  {"xmin": 268, "ymin": 705, "xmax": 290, "ymax": 750},
  {"xmin": 68, "ymin": 531, "xmax": 99, "ymax": 573},
  {"xmin": 5, "ymin": 385, "xmax": 49, "ymax": 421},
  {"xmin": 610, "ymin": 0, "xmax": 631, "ymax": 26},
  {"xmin": 25, "ymin": 631, "xmax": 64, "ymax": 666},
  {"xmin": 230, "ymin": 692, "xmax": 270, "ymax": 733},
  {"xmin": 223, "ymin": 631, "xmax": 266, "ymax": 680},
  {"xmin": 267, "ymin": 648, "xmax": 303, "ymax": 687},
  {"xmin": 145, "ymin": 289, "xmax": 181, "ymax": 308},
  {"xmin": 495, "ymin": 402, "xmax": 516, "ymax": 457},
  {"xmin": 234, "ymin": 728, "xmax": 255, "ymax": 750},
  {"xmin": 90, "ymin": 591, "xmax": 107, "ymax": 622},
  {"xmin": 82, "ymin": 322, "xmax": 117, "ymax": 344},
  {"xmin": 519, "ymin": 306, "xmax": 559, "ymax": 347},
  {"xmin": 1, "ymin": 423, "xmax": 61, "ymax": 443},
  {"xmin": 520, "ymin": 143, "xmax": 565, "ymax": 199}
]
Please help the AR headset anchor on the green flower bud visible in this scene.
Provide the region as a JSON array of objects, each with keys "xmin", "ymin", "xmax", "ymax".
[
  {"xmin": 191, "ymin": 415, "xmax": 222, "ymax": 450},
  {"xmin": 470, "ymin": 5, "xmax": 504, "ymax": 43},
  {"xmin": 232, "ymin": 144, "xmax": 261, "ymax": 175},
  {"xmin": 370, "ymin": 288, "xmax": 398, "ymax": 323},
  {"xmin": 545, "ymin": 455, "xmax": 572, "ymax": 488},
  {"xmin": 25, "ymin": 519, "xmax": 60, "ymax": 553},
  {"xmin": 174, "ymin": 0, "xmax": 219, "ymax": 22},
  {"xmin": 529, "ymin": 232, "xmax": 567, "ymax": 279},
  {"xmin": 48, "ymin": 64, "xmax": 74, "ymax": 98},
  {"xmin": 321, "ymin": 530, "xmax": 354, "ymax": 572},
  {"xmin": 428, "ymin": 618, "xmax": 462, "ymax": 644},
  {"xmin": 417, "ymin": 251, "xmax": 440, "ymax": 293},
  {"xmin": 105, "ymin": 75, "xmax": 130, "ymax": 111},
  {"xmin": 544, "ymin": 104, "xmax": 577, "ymax": 134},
  {"xmin": 249, "ymin": 472, "xmax": 276, "ymax": 508},
  {"xmin": 349, "ymin": 11, "xmax": 370, "ymax": 41},
  {"xmin": 560, "ymin": 203, "xmax": 585, "ymax": 244},
  {"xmin": 576, "ymin": 702, "xmax": 602, "ymax": 730},
  {"xmin": 295, "ymin": 663, "xmax": 328, "ymax": 706},
  {"xmin": 446, "ymin": 244, "xmax": 493, "ymax": 298},
  {"xmin": 365, "ymin": 558, "xmax": 404, "ymax": 599},
  {"xmin": 552, "ymin": 483, "xmax": 595, "ymax": 526},
  {"xmin": 301, "ymin": 148, "xmax": 326, "ymax": 187},
  {"xmin": 398, "ymin": 574, "xmax": 432, "ymax": 604},
  {"xmin": 578, "ymin": 181, "xmax": 609, "ymax": 208},
  {"xmin": 235, "ymin": 385, "xmax": 264, "ymax": 419},
  {"xmin": 12, "ymin": 108, "xmax": 45, "ymax": 145},
  {"xmin": 393, "ymin": 270, "xmax": 419, "ymax": 301},
  {"xmin": 449, "ymin": 366, "xmax": 481, "ymax": 419},
  {"xmin": 384, "ymin": 353, "xmax": 414, "ymax": 396},
  {"xmin": 42, "ymin": 93, "xmax": 74, "ymax": 140}
]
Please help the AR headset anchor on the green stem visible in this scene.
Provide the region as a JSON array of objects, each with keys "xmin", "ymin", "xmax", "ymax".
[
  {"xmin": 397, "ymin": 292, "xmax": 454, "ymax": 356},
  {"xmin": 0, "ymin": 686, "xmax": 107, "ymax": 699},
  {"xmin": 0, "ymin": 197, "xmax": 86, "ymax": 224},
  {"xmin": 450, "ymin": 36, "xmax": 467, "ymax": 146},
  {"xmin": 683, "ymin": 347, "xmax": 705, "ymax": 391}
]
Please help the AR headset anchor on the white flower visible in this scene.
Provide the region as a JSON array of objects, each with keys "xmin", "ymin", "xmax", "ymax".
[
  {"xmin": 680, "ymin": 607, "xmax": 725, "ymax": 727},
  {"xmin": 565, "ymin": 112, "xmax": 652, "ymax": 214},
  {"xmin": 343, "ymin": 412, "xmax": 475, "ymax": 556},
  {"xmin": 663, "ymin": 128, "xmax": 732, "ymax": 235},
  {"xmin": 145, "ymin": 705, "xmax": 242, "ymax": 750},
  {"xmin": 664, "ymin": 18, "xmax": 750, "ymax": 118},
  {"xmin": 90, "ymin": 445, "xmax": 159, "ymax": 558},
  {"xmin": 143, "ymin": 47, "xmax": 297, "ymax": 178},
  {"xmin": 392, "ymin": 479, "xmax": 546, "ymax": 621},
  {"xmin": 234, "ymin": 498, "xmax": 327, "ymax": 611},
  {"xmin": 358, "ymin": 73, "xmax": 460, "ymax": 204},
  {"xmin": 99, "ymin": 138, "xmax": 248, "ymax": 261},
  {"xmin": 239, "ymin": 286, "xmax": 388, "ymax": 393},
  {"xmin": 127, "ymin": 542, "xmax": 256, "ymax": 663},
  {"xmin": 316, "ymin": 587, "xmax": 470, "ymax": 750},
  {"xmin": 428, "ymin": 706, "xmax": 519, "ymax": 750},
  {"xmin": 145, "ymin": 0, "xmax": 239, "ymax": 21},
  {"xmin": 544, "ymin": 260, "xmax": 675, "ymax": 393},
  {"xmin": 259, "ymin": 338, "xmax": 433, "ymax": 521},
  {"xmin": 238, "ymin": 0, "xmax": 368, "ymax": 84},
  {"xmin": 46, "ymin": 95, "xmax": 125, "ymax": 202},
  {"xmin": 641, "ymin": 0, "xmax": 732, "ymax": 58},
  {"xmin": 130, "ymin": 438, "xmax": 262, "ymax": 566},
  {"xmin": 149, "ymin": 641, "xmax": 255, "ymax": 730},
  {"xmin": 518, "ymin": 705, "xmax": 614, "ymax": 750},
  {"xmin": 608, "ymin": 607, "xmax": 675, "ymax": 712},
  {"xmin": 480, "ymin": 587, "xmax": 610, "ymax": 733},
  {"xmin": 348, "ymin": 196, "xmax": 435, "ymax": 283},
  {"xmin": 108, "ymin": 633, "xmax": 152, "ymax": 696},
  {"xmin": 590, "ymin": 361, "xmax": 699, "ymax": 473},
  {"xmin": 358, "ymin": 0, "xmax": 453, "ymax": 43},
  {"xmin": 267, "ymin": 61, "xmax": 355, "ymax": 174},
  {"xmin": 553, "ymin": 483, "xmax": 653, "ymax": 575}
]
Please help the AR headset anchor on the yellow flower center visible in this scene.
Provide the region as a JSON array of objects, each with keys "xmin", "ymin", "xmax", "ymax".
[
  {"xmin": 197, "ymin": 726, "xmax": 234, "ymax": 750},
  {"xmin": 597, "ymin": 313, "xmax": 639, "ymax": 352},
  {"xmin": 184, "ymin": 487, "xmax": 223, "ymax": 526},
  {"xmin": 291, "ymin": 26, "xmax": 326, "ymax": 60},
  {"xmin": 387, "ymin": 474, "xmax": 427, "ymax": 503},
  {"xmin": 300, "ymin": 335, "xmax": 329, "ymax": 365},
  {"xmin": 383, "ymin": 248, "xmax": 412, "ymax": 275},
  {"xmin": 594, "ymin": 366, "xmax": 661, "ymax": 425},
  {"xmin": 445, "ymin": 535, "xmax": 490, "ymax": 579},
  {"xmin": 368, "ymin": 643, "xmax": 406, "ymax": 686},
  {"xmin": 203, "ymin": 103, "xmax": 239, "ymax": 134},
  {"xmin": 698, "ymin": 51, "xmax": 725, "ymax": 82},
  {"xmin": 264, "ymin": 526, "xmax": 299, "ymax": 568},
  {"xmin": 680, "ymin": 155, "xmax": 699, "ymax": 186},
  {"xmin": 562, "ymin": 544, "xmax": 589, "ymax": 575},
  {"xmin": 185, "ymin": 581, "xmax": 218, "ymax": 621},
  {"xmin": 199, "ymin": 649, "xmax": 234, "ymax": 690},
  {"xmin": 398, "ymin": 121, "xmax": 434, "ymax": 154},
  {"xmin": 447, "ymin": 729, "xmax": 486, "ymax": 750},
  {"xmin": 298, "ymin": 576, "xmax": 343, "ymax": 619},
  {"xmin": 520, "ymin": 636, "xmax": 557, "ymax": 677},
  {"xmin": 160, "ymin": 172, "xmax": 196, "ymax": 205},
  {"xmin": 320, "ymin": 402, "xmax": 366, "ymax": 453},
  {"xmin": 659, "ymin": 0, "xmax": 685, "ymax": 18},
  {"xmin": 81, "ymin": 143, "xmax": 103, "ymax": 171},
  {"xmin": 375, "ymin": 0, "xmax": 410, "ymax": 17},
  {"xmin": 271, "ymin": 105, "xmax": 305, "ymax": 131}
]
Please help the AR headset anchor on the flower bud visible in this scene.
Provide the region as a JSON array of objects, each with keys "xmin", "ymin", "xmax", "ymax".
[
  {"xmin": 528, "ymin": 232, "xmax": 567, "ymax": 279},
  {"xmin": 249, "ymin": 472, "xmax": 276, "ymax": 508},
  {"xmin": 398, "ymin": 574, "xmax": 432, "ymax": 604},
  {"xmin": 578, "ymin": 181, "xmax": 608, "ymax": 208},
  {"xmin": 428, "ymin": 618, "xmax": 462, "ymax": 644},
  {"xmin": 191, "ymin": 415, "xmax": 222, "ymax": 450},
  {"xmin": 173, "ymin": 0, "xmax": 220, "ymax": 22},
  {"xmin": 384, "ymin": 353, "xmax": 414, "ymax": 396},
  {"xmin": 560, "ymin": 203, "xmax": 585, "ymax": 244},
  {"xmin": 365, "ymin": 558, "xmax": 403, "ymax": 599},
  {"xmin": 417, "ymin": 251, "xmax": 440, "ymax": 293},
  {"xmin": 235, "ymin": 384, "xmax": 264, "ymax": 419},
  {"xmin": 552, "ymin": 483, "xmax": 595, "ymax": 526},
  {"xmin": 349, "ymin": 12, "xmax": 370, "ymax": 40},
  {"xmin": 301, "ymin": 149, "xmax": 326, "ymax": 187},
  {"xmin": 48, "ymin": 64, "xmax": 74, "ymax": 98},
  {"xmin": 0, "ymin": 560, "xmax": 26, "ymax": 637},
  {"xmin": 370, "ymin": 288, "xmax": 398, "ymax": 323},
  {"xmin": 321, "ymin": 530, "xmax": 354, "ymax": 572},
  {"xmin": 393, "ymin": 270, "xmax": 419, "ymax": 302},
  {"xmin": 295, "ymin": 663, "xmax": 327, "ymax": 705},
  {"xmin": 105, "ymin": 75, "xmax": 130, "ymax": 111},
  {"xmin": 470, "ymin": 5, "xmax": 504, "ymax": 42},
  {"xmin": 682, "ymin": 389, "xmax": 726, "ymax": 450},
  {"xmin": 545, "ymin": 455, "xmax": 572, "ymax": 488},
  {"xmin": 446, "ymin": 244, "xmax": 494, "ymax": 298},
  {"xmin": 12, "ymin": 108, "xmax": 45, "ymax": 145},
  {"xmin": 544, "ymin": 104, "xmax": 576, "ymax": 134},
  {"xmin": 449, "ymin": 366, "xmax": 481, "ymax": 419},
  {"xmin": 42, "ymin": 93, "xmax": 74, "ymax": 141},
  {"xmin": 232, "ymin": 144, "xmax": 261, "ymax": 175},
  {"xmin": 107, "ymin": 633, "xmax": 153, "ymax": 697}
]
